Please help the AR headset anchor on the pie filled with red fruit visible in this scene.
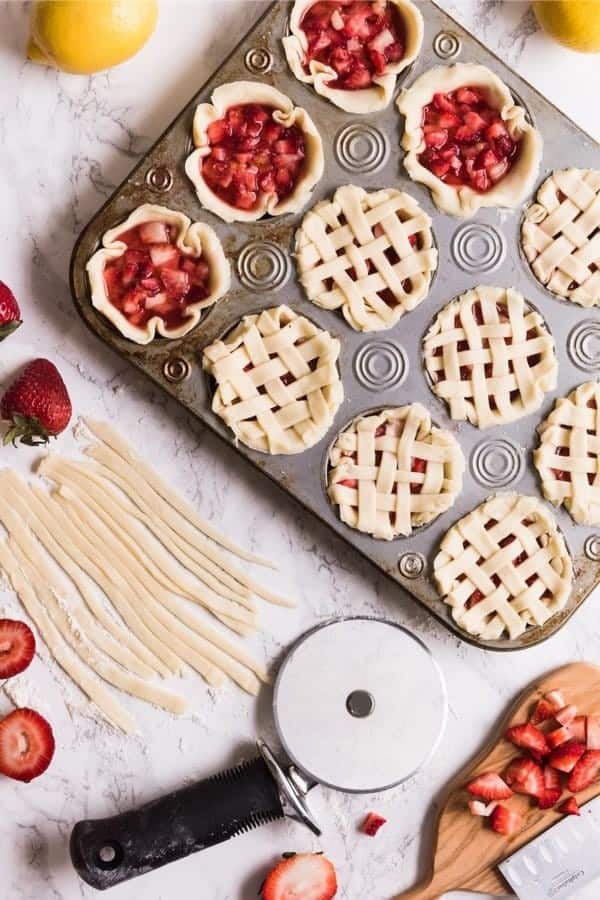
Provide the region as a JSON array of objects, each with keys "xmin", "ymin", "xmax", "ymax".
[
  {"xmin": 185, "ymin": 82, "xmax": 324, "ymax": 223},
  {"xmin": 283, "ymin": 0, "xmax": 423, "ymax": 113},
  {"xmin": 397, "ymin": 63, "xmax": 542, "ymax": 217},
  {"xmin": 86, "ymin": 204, "xmax": 230, "ymax": 344},
  {"xmin": 327, "ymin": 403, "xmax": 464, "ymax": 539}
]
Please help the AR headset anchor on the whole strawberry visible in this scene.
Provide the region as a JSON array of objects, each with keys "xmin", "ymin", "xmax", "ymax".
[
  {"xmin": 2, "ymin": 358, "xmax": 72, "ymax": 446},
  {"xmin": 0, "ymin": 281, "xmax": 22, "ymax": 341}
]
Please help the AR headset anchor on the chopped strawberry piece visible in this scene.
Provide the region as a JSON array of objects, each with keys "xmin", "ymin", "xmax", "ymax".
[
  {"xmin": 538, "ymin": 787, "xmax": 562, "ymax": 809},
  {"xmin": 559, "ymin": 797, "xmax": 580, "ymax": 816},
  {"xmin": 467, "ymin": 772, "xmax": 513, "ymax": 801},
  {"xmin": 504, "ymin": 757, "xmax": 545, "ymax": 798},
  {"xmin": 555, "ymin": 705, "xmax": 577, "ymax": 728},
  {"xmin": 587, "ymin": 714, "xmax": 600, "ymax": 749},
  {"xmin": 0, "ymin": 620, "xmax": 36, "ymax": 679},
  {"xmin": 456, "ymin": 86, "xmax": 481, "ymax": 104},
  {"xmin": 469, "ymin": 800, "xmax": 498, "ymax": 817},
  {"xmin": 160, "ymin": 268, "xmax": 191, "ymax": 300},
  {"xmin": 149, "ymin": 244, "xmax": 180, "ymax": 268},
  {"xmin": 362, "ymin": 812, "xmax": 386, "ymax": 836},
  {"xmin": 490, "ymin": 804, "xmax": 522, "ymax": 837},
  {"xmin": 571, "ymin": 716, "xmax": 587, "ymax": 744},
  {"xmin": 545, "ymin": 690, "xmax": 566, "ymax": 711},
  {"xmin": 433, "ymin": 91, "xmax": 457, "ymax": 113},
  {"xmin": 0, "ymin": 708, "xmax": 55, "ymax": 782},
  {"xmin": 567, "ymin": 750, "xmax": 600, "ymax": 792},
  {"xmin": 261, "ymin": 852, "xmax": 337, "ymax": 900},
  {"xmin": 548, "ymin": 740, "xmax": 586, "ymax": 774},
  {"xmin": 424, "ymin": 128, "xmax": 448, "ymax": 149},
  {"xmin": 547, "ymin": 726, "xmax": 572, "ymax": 750},
  {"xmin": 138, "ymin": 221, "xmax": 170, "ymax": 244},
  {"xmin": 531, "ymin": 698, "xmax": 556, "ymax": 726},
  {"xmin": 544, "ymin": 765, "xmax": 561, "ymax": 791},
  {"xmin": 505, "ymin": 723, "xmax": 549, "ymax": 761}
]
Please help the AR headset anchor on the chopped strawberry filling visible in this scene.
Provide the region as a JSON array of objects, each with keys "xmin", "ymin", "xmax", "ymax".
[
  {"xmin": 362, "ymin": 811, "xmax": 387, "ymax": 836},
  {"xmin": 300, "ymin": 1, "xmax": 405, "ymax": 90},
  {"xmin": 202, "ymin": 104, "xmax": 306, "ymax": 212},
  {"xmin": 103, "ymin": 222, "xmax": 210, "ymax": 329},
  {"xmin": 418, "ymin": 85, "xmax": 520, "ymax": 193}
]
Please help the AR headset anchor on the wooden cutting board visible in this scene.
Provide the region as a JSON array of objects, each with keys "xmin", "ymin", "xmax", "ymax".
[{"xmin": 395, "ymin": 663, "xmax": 600, "ymax": 900}]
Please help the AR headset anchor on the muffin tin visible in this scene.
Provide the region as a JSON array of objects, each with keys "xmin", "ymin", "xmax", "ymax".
[{"xmin": 70, "ymin": 0, "xmax": 600, "ymax": 651}]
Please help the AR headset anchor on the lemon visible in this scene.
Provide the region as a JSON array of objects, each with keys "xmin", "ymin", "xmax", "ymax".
[
  {"xmin": 27, "ymin": 0, "xmax": 159, "ymax": 74},
  {"xmin": 533, "ymin": 0, "xmax": 600, "ymax": 53}
]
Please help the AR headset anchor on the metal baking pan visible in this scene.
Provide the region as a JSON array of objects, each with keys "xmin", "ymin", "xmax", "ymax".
[{"xmin": 70, "ymin": 0, "xmax": 600, "ymax": 651}]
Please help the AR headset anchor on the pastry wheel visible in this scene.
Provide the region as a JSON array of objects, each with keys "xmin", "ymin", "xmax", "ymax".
[{"xmin": 70, "ymin": 617, "xmax": 447, "ymax": 890}]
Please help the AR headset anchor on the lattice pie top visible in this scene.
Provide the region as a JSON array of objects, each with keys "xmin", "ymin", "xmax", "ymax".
[
  {"xmin": 521, "ymin": 168, "xmax": 600, "ymax": 308},
  {"xmin": 202, "ymin": 305, "xmax": 343, "ymax": 455},
  {"xmin": 534, "ymin": 381, "xmax": 600, "ymax": 527},
  {"xmin": 423, "ymin": 286, "xmax": 558, "ymax": 428},
  {"xmin": 295, "ymin": 185, "xmax": 438, "ymax": 332},
  {"xmin": 327, "ymin": 404, "xmax": 464, "ymax": 539},
  {"xmin": 433, "ymin": 493, "xmax": 573, "ymax": 641}
]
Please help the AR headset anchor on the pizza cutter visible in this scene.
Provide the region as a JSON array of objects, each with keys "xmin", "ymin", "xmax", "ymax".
[{"xmin": 70, "ymin": 617, "xmax": 447, "ymax": 891}]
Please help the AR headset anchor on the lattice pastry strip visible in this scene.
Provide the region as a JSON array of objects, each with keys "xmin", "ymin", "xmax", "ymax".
[
  {"xmin": 534, "ymin": 381, "xmax": 600, "ymax": 526},
  {"xmin": 433, "ymin": 494, "xmax": 573, "ymax": 641},
  {"xmin": 203, "ymin": 305, "xmax": 343, "ymax": 455},
  {"xmin": 327, "ymin": 404, "xmax": 464, "ymax": 539},
  {"xmin": 423, "ymin": 285, "xmax": 558, "ymax": 428},
  {"xmin": 295, "ymin": 186, "xmax": 438, "ymax": 333},
  {"xmin": 522, "ymin": 168, "xmax": 600, "ymax": 308}
]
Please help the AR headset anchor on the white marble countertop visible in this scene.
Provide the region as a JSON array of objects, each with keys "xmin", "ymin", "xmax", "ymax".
[{"xmin": 1, "ymin": 2, "xmax": 599, "ymax": 899}]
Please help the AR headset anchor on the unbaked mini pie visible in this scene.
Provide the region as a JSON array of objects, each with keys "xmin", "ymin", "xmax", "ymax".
[
  {"xmin": 185, "ymin": 82, "xmax": 324, "ymax": 223},
  {"xmin": 86, "ymin": 203, "xmax": 230, "ymax": 344},
  {"xmin": 283, "ymin": 0, "xmax": 423, "ymax": 114},
  {"xmin": 397, "ymin": 63, "xmax": 543, "ymax": 217},
  {"xmin": 521, "ymin": 168, "xmax": 600, "ymax": 308},
  {"xmin": 423, "ymin": 286, "xmax": 558, "ymax": 428},
  {"xmin": 433, "ymin": 493, "xmax": 573, "ymax": 641},
  {"xmin": 534, "ymin": 381, "xmax": 600, "ymax": 527},
  {"xmin": 294, "ymin": 185, "xmax": 437, "ymax": 332},
  {"xmin": 327, "ymin": 403, "xmax": 464, "ymax": 540},
  {"xmin": 202, "ymin": 305, "xmax": 343, "ymax": 454}
]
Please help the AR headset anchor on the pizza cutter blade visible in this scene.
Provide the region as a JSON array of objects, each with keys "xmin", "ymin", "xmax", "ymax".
[{"xmin": 70, "ymin": 617, "xmax": 447, "ymax": 891}]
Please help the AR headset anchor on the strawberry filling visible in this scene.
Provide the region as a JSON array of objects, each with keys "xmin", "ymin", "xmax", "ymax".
[
  {"xmin": 336, "ymin": 421, "xmax": 427, "ymax": 500},
  {"xmin": 201, "ymin": 104, "xmax": 306, "ymax": 212},
  {"xmin": 418, "ymin": 86, "xmax": 520, "ymax": 193},
  {"xmin": 103, "ymin": 222, "xmax": 210, "ymax": 330},
  {"xmin": 300, "ymin": 0, "xmax": 406, "ymax": 91},
  {"xmin": 551, "ymin": 397, "xmax": 597, "ymax": 485}
]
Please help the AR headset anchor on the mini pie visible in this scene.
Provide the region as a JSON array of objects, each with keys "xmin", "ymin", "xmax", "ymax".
[
  {"xmin": 534, "ymin": 381, "xmax": 600, "ymax": 527},
  {"xmin": 423, "ymin": 286, "xmax": 558, "ymax": 429},
  {"xmin": 521, "ymin": 168, "xmax": 600, "ymax": 308},
  {"xmin": 327, "ymin": 404, "xmax": 464, "ymax": 540},
  {"xmin": 397, "ymin": 63, "xmax": 543, "ymax": 217},
  {"xmin": 202, "ymin": 305, "xmax": 343, "ymax": 454},
  {"xmin": 294, "ymin": 185, "xmax": 437, "ymax": 332},
  {"xmin": 86, "ymin": 204, "xmax": 230, "ymax": 344},
  {"xmin": 433, "ymin": 493, "xmax": 573, "ymax": 641},
  {"xmin": 282, "ymin": 0, "xmax": 423, "ymax": 114},
  {"xmin": 185, "ymin": 81, "xmax": 324, "ymax": 223}
]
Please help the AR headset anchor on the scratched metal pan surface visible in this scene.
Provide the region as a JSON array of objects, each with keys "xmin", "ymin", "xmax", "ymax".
[{"xmin": 70, "ymin": 0, "xmax": 600, "ymax": 651}]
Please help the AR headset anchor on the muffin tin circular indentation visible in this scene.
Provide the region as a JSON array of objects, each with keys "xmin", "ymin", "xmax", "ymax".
[
  {"xmin": 451, "ymin": 223, "xmax": 505, "ymax": 274},
  {"xmin": 237, "ymin": 241, "xmax": 291, "ymax": 292},
  {"xmin": 145, "ymin": 165, "xmax": 174, "ymax": 193},
  {"xmin": 398, "ymin": 552, "xmax": 426, "ymax": 579},
  {"xmin": 584, "ymin": 535, "xmax": 600, "ymax": 562},
  {"xmin": 353, "ymin": 341, "xmax": 408, "ymax": 392},
  {"xmin": 567, "ymin": 320, "xmax": 600, "ymax": 372},
  {"xmin": 432, "ymin": 31, "xmax": 462, "ymax": 60},
  {"xmin": 244, "ymin": 47, "xmax": 273, "ymax": 75},
  {"xmin": 163, "ymin": 356, "xmax": 191, "ymax": 384},
  {"xmin": 471, "ymin": 438, "xmax": 524, "ymax": 489},
  {"xmin": 334, "ymin": 124, "xmax": 389, "ymax": 175}
]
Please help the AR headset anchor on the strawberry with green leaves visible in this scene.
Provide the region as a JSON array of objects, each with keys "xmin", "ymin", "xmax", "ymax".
[
  {"xmin": 1, "ymin": 358, "xmax": 72, "ymax": 446},
  {"xmin": 0, "ymin": 281, "xmax": 22, "ymax": 341}
]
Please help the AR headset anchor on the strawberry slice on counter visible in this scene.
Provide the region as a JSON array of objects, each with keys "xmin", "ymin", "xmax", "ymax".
[
  {"xmin": 537, "ymin": 764, "xmax": 563, "ymax": 809},
  {"xmin": 567, "ymin": 750, "xmax": 600, "ymax": 793},
  {"xmin": 586, "ymin": 714, "xmax": 600, "ymax": 749},
  {"xmin": 0, "ymin": 281, "xmax": 22, "ymax": 341},
  {"xmin": 467, "ymin": 772, "xmax": 513, "ymax": 801},
  {"xmin": 490, "ymin": 804, "xmax": 522, "ymax": 837},
  {"xmin": 559, "ymin": 797, "xmax": 580, "ymax": 816},
  {"xmin": 505, "ymin": 723, "xmax": 549, "ymax": 761},
  {"xmin": 530, "ymin": 698, "xmax": 556, "ymax": 726},
  {"xmin": 468, "ymin": 800, "xmax": 498, "ymax": 817},
  {"xmin": 0, "ymin": 708, "xmax": 55, "ymax": 782},
  {"xmin": 261, "ymin": 853, "xmax": 337, "ymax": 900},
  {"xmin": 0, "ymin": 619, "xmax": 35, "ymax": 679},
  {"xmin": 555, "ymin": 705, "xmax": 577, "ymax": 728},
  {"xmin": 1, "ymin": 358, "xmax": 72, "ymax": 446},
  {"xmin": 545, "ymin": 690, "xmax": 566, "ymax": 711},
  {"xmin": 362, "ymin": 812, "xmax": 386, "ymax": 836},
  {"xmin": 504, "ymin": 757, "xmax": 545, "ymax": 798},
  {"xmin": 547, "ymin": 726, "xmax": 572, "ymax": 750},
  {"xmin": 548, "ymin": 740, "xmax": 586, "ymax": 774}
]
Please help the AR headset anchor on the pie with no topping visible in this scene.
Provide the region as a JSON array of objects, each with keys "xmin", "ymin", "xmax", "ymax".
[
  {"xmin": 185, "ymin": 82, "xmax": 324, "ymax": 223},
  {"xmin": 86, "ymin": 204, "xmax": 230, "ymax": 344},
  {"xmin": 327, "ymin": 403, "xmax": 464, "ymax": 539},
  {"xmin": 534, "ymin": 381, "xmax": 600, "ymax": 526},
  {"xmin": 423, "ymin": 286, "xmax": 558, "ymax": 429},
  {"xmin": 294, "ymin": 185, "xmax": 437, "ymax": 332},
  {"xmin": 283, "ymin": 0, "xmax": 423, "ymax": 114},
  {"xmin": 202, "ymin": 305, "xmax": 343, "ymax": 454},
  {"xmin": 433, "ymin": 493, "xmax": 573, "ymax": 641},
  {"xmin": 521, "ymin": 168, "xmax": 600, "ymax": 308},
  {"xmin": 397, "ymin": 63, "xmax": 543, "ymax": 217}
]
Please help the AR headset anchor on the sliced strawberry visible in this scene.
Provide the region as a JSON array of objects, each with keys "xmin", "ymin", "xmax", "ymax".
[
  {"xmin": 571, "ymin": 716, "xmax": 587, "ymax": 744},
  {"xmin": 0, "ymin": 620, "xmax": 35, "ymax": 679},
  {"xmin": 538, "ymin": 787, "xmax": 562, "ymax": 809},
  {"xmin": 567, "ymin": 750, "xmax": 600, "ymax": 792},
  {"xmin": 456, "ymin": 86, "xmax": 481, "ymax": 104},
  {"xmin": 160, "ymin": 268, "xmax": 191, "ymax": 300},
  {"xmin": 548, "ymin": 740, "xmax": 586, "ymax": 774},
  {"xmin": 555, "ymin": 705, "xmax": 577, "ymax": 728},
  {"xmin": 149, "ymin": 244, "xmax": 179, "ymax": 269},
  {"xmin": 544, "ymin": 765, "xmax": 561, "ymax": 791},
  {"xmin": 362, "ymin": 812, "xmax": 386, "ymax": 836},
  {"xmin": 486, "ymin": 120, "xmax": 508, "ymax": 140},
  {"xmin": 586, "ymin": 714, "xmax": 600, "ymax": 749},
  {"xmin": 0, "ymin": 708, "xmax": 55, "ymax": 782},
  {"xmin": 469, "ymin": 800, "xmax": 498, "ymax": 817},
  {"xmin": 467, "ymin": 772, "xmax": 513, "ymax": 801},
  {"xmin": 505, "ymin": 724, "xmax": 549, "ymax": 761},
  {"xmin": 559, "ymin": 797, "xmax": 580, "ymax": 816},
  {"xmin": 261, "ymin": 853, "xmax": 337, "ymax": 900},
  {"xmin": 490, "ymin": 804, "xmax": 522, "ymax": 837},
  {"xmin": 423, "ymin": 128, "xmax": 448, "ymax": 149},
  {"xmin": 544, "ymin": 690, "xmax": 566, "ymax": 712},
  {"xmin": 547, "ymin": 726, "xmax": 572, "ymax": 750},
  {"xmin": 138, "ymin": 221, "xmax": 170, "ymax": 244},
  {"xmin": 433, "ymin": 91, "xmax": 457, "ymax": 113},
  {"xmin": 504, "ymin": 757, "xmax": 545, "ymax": 798},
  {"xmin": 531, "ymin": 698, "xmax": 556, "ymax": 726}
]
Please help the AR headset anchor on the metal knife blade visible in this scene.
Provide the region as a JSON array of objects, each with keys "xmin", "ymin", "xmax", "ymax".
[{"xmin": 498, "ymin": 796, "xmax": 600, "ymax": 900}]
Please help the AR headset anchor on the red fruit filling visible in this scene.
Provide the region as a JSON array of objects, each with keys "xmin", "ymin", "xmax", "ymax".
[
  {"xmin": 336, "ymin": 420, "xmax": 428, "ymax": 501},
  {"xmin": 202, "ymin": 104, "xmax": 306, "ymax": 212},
  {"xmin": 103, "ymin": 222, "xmax": 210, "ymax": 330},
  {"xmin": 419, "ymin": 85, "xmax": 520, "ymax": 193},
  {"xmin": 362, "ymin": 811, "xmax": 387, "ymax": 836},
  {"xmin": 550, "ymin": 397, "xmax": 597, "ymax": 485},
  {"xmin": 300, "ymin": 0, "xmax": 406, "ymax": 90}
]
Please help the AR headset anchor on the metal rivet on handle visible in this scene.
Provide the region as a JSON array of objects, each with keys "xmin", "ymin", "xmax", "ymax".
[
  {"xmin": 334, "ymin": 124, "xmax": 389, "ymax": 175},
  {"xmin": 163, "ymin": 357, "xmax": 191, "ymax": 383},
  {"xmin": 237, "ymin": 240, "xmax": 291, "ymax": 292},
  {"xmin": 398, "ymin": 552, "xmax": 426, "ymax": 579},
  {"xmin": 353, "ymin": 341, "xmax": 408, "ymax": 391},
  {"xmin": 567, "ymin": 320, "xmax": 600, "ymax": 372},
  {"xmin": 584, "ymin": 535, "xmax": 600, "ymax": 562},
  {"xmin": 433, "ymin": 31, "xmax": 461, "ymax": 60},
  {"xmin": 451, "ymin": 223, "xmax": 505, "ymax": 274},
  {"xmin": 471, "ymin": 438, "xmax": 524, "ymax": 489},
  {"xmin": 244, "ymin": 47, "xmax": 273, "ymax": 75},
  {"xmin": 145, "ymin": 165, "xmax": 174, "ymax": 193}
]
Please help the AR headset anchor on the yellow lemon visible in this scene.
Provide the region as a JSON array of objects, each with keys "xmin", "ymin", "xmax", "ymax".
[
  {"xmin": 27, "ymin": 0, "xmax": 159, "ymax": 74},
  {"xmin": 533, "ymin": 0, "xmax": 600, "ymax": 53}
]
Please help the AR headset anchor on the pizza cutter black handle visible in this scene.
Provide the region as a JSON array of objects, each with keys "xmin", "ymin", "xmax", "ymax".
[{"xmin": 70, "ymin": 757, "xmax": 283, "ymax": 891}]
